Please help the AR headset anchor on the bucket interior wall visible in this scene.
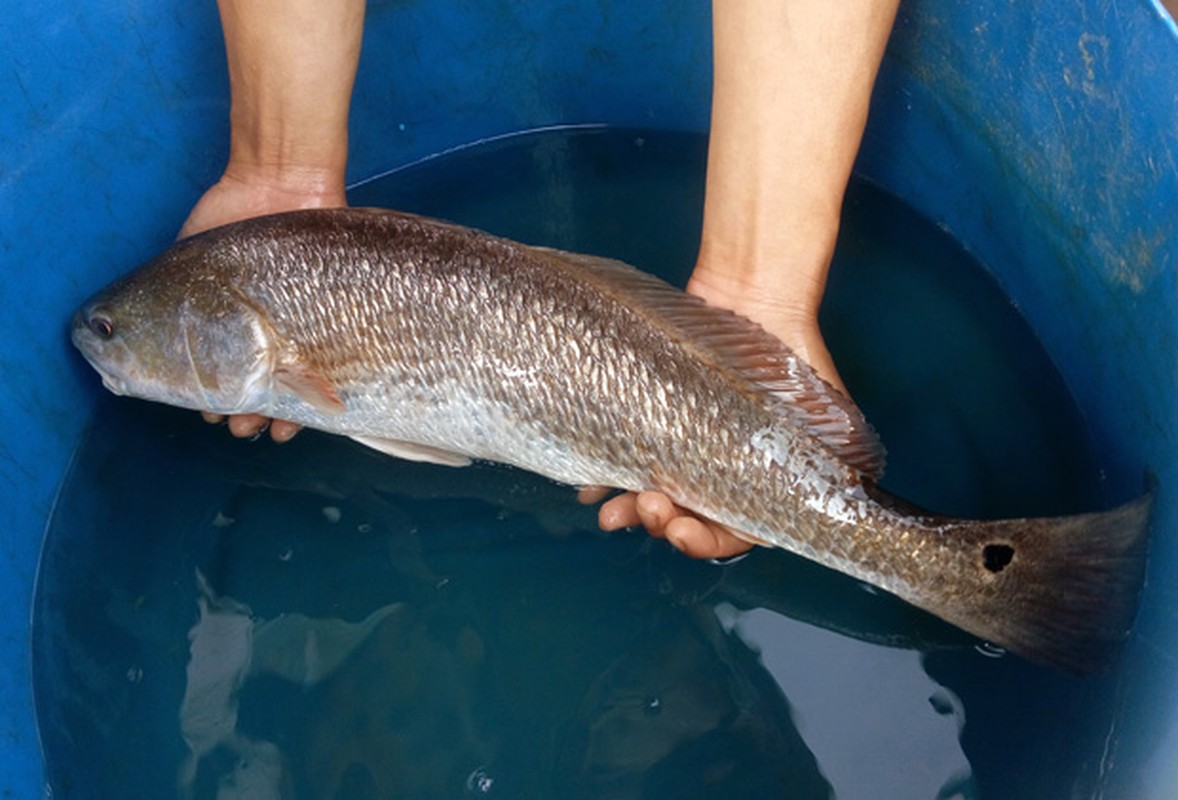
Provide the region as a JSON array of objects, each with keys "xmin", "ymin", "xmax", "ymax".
[{"xmin": 1, "ymin": 2, "xmax": 1174, "ymax": 796}]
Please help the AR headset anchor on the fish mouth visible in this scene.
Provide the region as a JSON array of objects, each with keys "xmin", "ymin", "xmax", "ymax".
[
  {"xmin": 97, "ymin": 371, "xmax": 129, "ymax": 396},
  {"xmin": 79, "ymin": 350, "xmax": 130, "ymax": 396}
]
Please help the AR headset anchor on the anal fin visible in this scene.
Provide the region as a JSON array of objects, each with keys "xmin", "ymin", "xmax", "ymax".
[{"xmin": 349, "ymin": 435, "xmax": 472, "ymax": 467}]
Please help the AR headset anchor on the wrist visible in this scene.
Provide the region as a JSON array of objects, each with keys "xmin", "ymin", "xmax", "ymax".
[
  {"xmin": 220, "ymin": 158, "xmax": 347, "ymax": 206},
  {"xmin": 695, "ymin": 208, "xmax": 840, "ymax": 314},
  {"xmin": 178, "ymin": 166, "xmax": 347, "ymax": 239}
]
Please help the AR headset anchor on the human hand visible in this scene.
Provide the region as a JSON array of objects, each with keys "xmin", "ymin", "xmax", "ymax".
[
  {"xmin": 182, "ymin": 165, "xmax": 348, "ymax": 442},
  {"xmin": 588, "ymin": 487, "xmax": 757, "ymax": 559},
  {"xmin": 592, "ymin": 0, "xmax": 896, "ymax": 560},
  {"xmin": 588, "ymin": 268, "xmax": 848, "ymax": 560},
  {"xmin": 187, "ymin": 0, "xmax": 362, "ymax": 441},
  {"xmin": 179, "ymin": 166, "xmax": 347, "ymax": 240}
]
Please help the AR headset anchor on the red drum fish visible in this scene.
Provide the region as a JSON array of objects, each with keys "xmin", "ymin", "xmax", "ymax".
[{"xmin": 71, "ymin": 208, "xmax": 1151, "ymax": 672}]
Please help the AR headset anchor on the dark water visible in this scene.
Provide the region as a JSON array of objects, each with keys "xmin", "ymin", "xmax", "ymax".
[{"xmin": 36, "ymin": 127, "xmax": 1129, "ymax": 799}]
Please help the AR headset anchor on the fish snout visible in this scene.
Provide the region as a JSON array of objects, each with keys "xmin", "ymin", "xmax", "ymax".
[
  {"xmin": 70, "ymin": 304, "xmax": 130, "ymax": 395},
  {"xmin": 70, "ymin": 303, "xmax": 116, "ymax": 351}
]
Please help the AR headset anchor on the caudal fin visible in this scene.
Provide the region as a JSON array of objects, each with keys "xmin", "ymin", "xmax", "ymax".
[{"xmin": 933, "ymin": 489, "xmax": 1152, "ymax": 674}]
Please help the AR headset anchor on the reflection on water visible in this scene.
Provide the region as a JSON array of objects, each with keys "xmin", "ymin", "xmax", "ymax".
[
  {"xmin": 178, "ymin": 573, "xmax": 482, "ymax": 799},
  {"xmin": 719, "ymin": 607, "xmax": 973, "ymax": 799},
  {"xmin": 37, "ymin": 128, "xmax": 1121, "ymax": 798},
  {"xmin": 171, "ymin": 502, "xmax": 973, "ymax": 799},
  {"xmin": 177, "ymin": 580, "xmax": 837, "ymax": 799}
]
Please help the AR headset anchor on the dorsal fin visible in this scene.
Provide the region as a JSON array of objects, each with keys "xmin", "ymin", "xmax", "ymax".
[{"xmin": 533, "ymin": 246, "xmax": 886, "ymax": 478}]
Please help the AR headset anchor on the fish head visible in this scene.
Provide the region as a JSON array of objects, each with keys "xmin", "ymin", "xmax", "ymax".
[{"xmin": 71, "ymin": 243, "xmax": 275, "ymax": 415}]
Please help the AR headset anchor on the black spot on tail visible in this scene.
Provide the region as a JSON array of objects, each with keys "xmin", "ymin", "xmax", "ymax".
[
  {"xmin": 942, "ymin": 487, "xmax": 1153, "ymax": 673},
  {"xmin": 982, "ymin": 543, "xmax": 1015, "ymax": 573}
]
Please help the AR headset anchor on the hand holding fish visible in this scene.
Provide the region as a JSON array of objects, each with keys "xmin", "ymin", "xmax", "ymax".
[
  {"xmin": 592, "ymin": 268, "xmax": 856, "ymax": 560},
  {"xmin": 186, "ymin": 171, "xmax": 331, "ymax": 445},
  {"xmin": 180, "ymin": 0, "xmax": 364, "ymax": 441},
  {"xmin": 183, "ymin": 0, "xmax": 900, "ymax": 560}
]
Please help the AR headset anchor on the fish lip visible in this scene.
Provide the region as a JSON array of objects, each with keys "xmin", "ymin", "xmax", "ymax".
[{"xmin": 99, "ymin": 373, "xmax": 128, "ymax": 396}]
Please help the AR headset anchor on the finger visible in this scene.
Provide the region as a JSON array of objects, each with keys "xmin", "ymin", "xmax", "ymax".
[
  {"xmin": 201, "ymin": 411, "xmax": 226, "ymax": 424},
  {"xmin": 577, "ymin": 485, "xmax": 611, "ymax": 505},
  {"xmin": 269, "ymin": 419, "xmax": 303, "ymax": 443},
  {"xmin": 635, "ymin": 491, "xmax": 679, "ymax": 538},
  {"xmin": 597, "ymin": 492, "xmax": 645, "ymax": 532},
  {"xmin": 664, "ymin": 516, "xmax": 756, "ymax": 560},
  {"xmin": 599, "ymin": 489, "xmax": 760, "ymax": 560},
  {"xmin": 227, "ymin": 413, "xmax": 270, "ymax": 438}
]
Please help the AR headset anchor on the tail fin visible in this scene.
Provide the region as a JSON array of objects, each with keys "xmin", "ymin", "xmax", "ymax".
[{"xmin": 932, "ymin": 489, "xmax": 1152, "ymax": 674}]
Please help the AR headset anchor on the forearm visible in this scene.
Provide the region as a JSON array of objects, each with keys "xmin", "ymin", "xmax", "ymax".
[
  {"xmin": 185, "ymin": 0, "xmax": 366, "ymax": 433},
  {"xmin": 695, "ymin": 0, "xmax": 899, "ymax": 318},
  {"xmin": 216, "ymin": 0, "xmax": 366, "ymax": 193}
]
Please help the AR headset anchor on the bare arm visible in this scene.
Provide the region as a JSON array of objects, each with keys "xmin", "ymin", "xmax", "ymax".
[
  {"xmin": 184, "ymin": 0, "xmax": 897, "ymax": 556},
  {"xmin": 692, "ymin": 0, "xmax": 899, "ymax": 391},
  {"xmin": 181, "ymin": 0, "xmax": 364, "ymax": 239},
  {"xmin": 187, "ymin": 0, "xmax": 366, "ymax": 440},
  {"xmin": 598, "ymin": 0, "xmax": 900, "ymax": 557}
]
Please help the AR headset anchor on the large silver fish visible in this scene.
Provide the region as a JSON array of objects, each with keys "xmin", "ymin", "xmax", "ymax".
[{"xmin": 71, "ymin": 208, "xmax": 1150, "ymax": 673}]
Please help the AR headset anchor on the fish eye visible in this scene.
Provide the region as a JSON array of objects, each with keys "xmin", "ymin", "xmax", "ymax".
[{"xmin": 88, "ymin": 315, "xmax": 115, "ymax": 340}]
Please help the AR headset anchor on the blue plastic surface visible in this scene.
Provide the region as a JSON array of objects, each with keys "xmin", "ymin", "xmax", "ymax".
[{"xmin": 1, "ymin": 1, "xmax": 1174, "ymax": 796}]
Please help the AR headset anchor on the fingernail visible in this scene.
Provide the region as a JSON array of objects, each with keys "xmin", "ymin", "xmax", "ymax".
[
  {"xmin": 708, "ymin": 552, "xmax": 751, "ymax": 567},
  {"xmin": 665, "ymin": 529, "xmax": 687, "ymax": 553},
  {"xmin": 244, "ymin": 420, "xmax": 268, "ymax": 441}
]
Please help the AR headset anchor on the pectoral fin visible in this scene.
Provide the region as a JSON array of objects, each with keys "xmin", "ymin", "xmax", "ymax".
[
  {"xmin": 274, "ymin": 362, "xmax": 346, "ymax": 416},
  {"xmin": 349, "ymin": 435, "xmax": 473, "ymax": 467}
]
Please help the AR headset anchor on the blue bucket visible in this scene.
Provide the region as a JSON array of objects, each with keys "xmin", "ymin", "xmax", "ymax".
[{"xmin": 2, "ymin": 2, "xmax": 1175, "ymax": 796}]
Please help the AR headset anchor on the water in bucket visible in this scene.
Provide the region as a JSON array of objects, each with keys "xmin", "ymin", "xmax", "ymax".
[{"xmin": 35, "ymin": 127, "xmax": 1123, "ymax": 799}]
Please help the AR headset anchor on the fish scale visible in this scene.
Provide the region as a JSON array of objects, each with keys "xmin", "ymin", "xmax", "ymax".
[{"xmin": 72, "ymin": 207, "xmax": 1151, "ymax": 673}]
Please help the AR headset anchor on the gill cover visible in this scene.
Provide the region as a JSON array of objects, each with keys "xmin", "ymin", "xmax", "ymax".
[{"xmin": 177, "ymin": 293, "xmax": 276, "ymax": 414}]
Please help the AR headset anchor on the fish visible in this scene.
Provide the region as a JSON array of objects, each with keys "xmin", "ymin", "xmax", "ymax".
[{"xmin": 71, "ymin": 207, "xmax": 1151, "ymax": 673}]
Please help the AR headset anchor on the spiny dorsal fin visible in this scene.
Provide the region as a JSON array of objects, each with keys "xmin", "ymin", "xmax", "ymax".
[{"xmin": 532, "ymin": 246, "xmax": 886, "ymax": 478}]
